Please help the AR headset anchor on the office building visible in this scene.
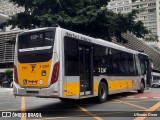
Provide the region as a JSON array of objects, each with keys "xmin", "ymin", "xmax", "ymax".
[{"xmin": 107, "ymin": 0, "xmax": 160, "ymax": 47}]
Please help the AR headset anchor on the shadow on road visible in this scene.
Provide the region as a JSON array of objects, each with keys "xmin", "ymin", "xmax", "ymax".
[{"xmin": 23, "ymin": 92, "xmax": 139, "ymax": 117}]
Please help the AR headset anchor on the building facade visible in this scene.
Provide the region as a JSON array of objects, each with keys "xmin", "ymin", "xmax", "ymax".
[
  {"xmin": 107, "ymin": 0, "xmax": 160, "ymax": 47},
  {"xmin": 0, "ymin": 31, "xmax": 22, "ymax": 75}
]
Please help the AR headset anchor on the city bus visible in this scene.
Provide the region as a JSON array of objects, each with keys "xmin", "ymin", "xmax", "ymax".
[{"xmin": 13, "ymin": 27, "xmax": 152, "ymax": 103}]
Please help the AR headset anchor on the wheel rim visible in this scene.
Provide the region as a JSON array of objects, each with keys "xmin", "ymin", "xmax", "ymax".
[{"xmin": 100, "ymin": 87, "xmax": 106, "ymax": 99}]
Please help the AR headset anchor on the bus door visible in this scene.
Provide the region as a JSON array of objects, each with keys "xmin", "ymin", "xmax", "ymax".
[
  {"xmin": 139, "ymin": 55, "xmax": 152, "ymax": 87},
  {"xmin": 79, "ymin": 44, "xmax": 93, "ymax": 96}
]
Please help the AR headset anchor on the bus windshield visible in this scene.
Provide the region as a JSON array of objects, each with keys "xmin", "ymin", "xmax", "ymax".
[{"xmin": 17, "ymin": 28, "xmax": 56, "ymax": 63}]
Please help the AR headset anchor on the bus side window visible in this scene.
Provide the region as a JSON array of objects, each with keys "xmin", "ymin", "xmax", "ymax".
[
  {"xmin": 110, "ymin": 49, "xmax": 126, "ymax": 75},
  {"xmin": 140, "ymin": 61, "xmax": 146, "ymax": 75},
  {"xmin": 64, "ymin": 37, "xmax": 79, "ymax": 76},
  {"xmin": 126, "ymin": 53, "xmax": 136, "ymax": 75},
  {"xmin": 93, "ymin": 45, "xmax": 109, "ymax": 75},
  {"xmin": 139, "ymin": 55, "xmax": 148, "ymax": 75}
]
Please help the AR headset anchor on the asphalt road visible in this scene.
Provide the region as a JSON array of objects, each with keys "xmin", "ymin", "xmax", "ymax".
[{"xmin": 0, "ymin": 88, "xmax": 160, "ymax": 120}]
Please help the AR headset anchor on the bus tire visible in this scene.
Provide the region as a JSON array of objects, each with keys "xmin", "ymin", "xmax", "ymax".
[
  {"xmin": 59, "ymin": 98, "xmax": 71, "ymax": 102},
  {"xmin": 97, "ymin": 82, "xmax": 108, "ymax": 103},
  {"xmin": 137, "ymin": 81, "xmax": 145, "ymax": 93}
]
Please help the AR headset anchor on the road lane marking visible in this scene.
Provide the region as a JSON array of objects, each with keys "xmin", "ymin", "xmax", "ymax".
[
  {"xmin": 0, "ymin": 99, "xmax": 45, "ymax": 105},
  {"xmin": 122, "ymin": 99, "xmax": 160, "ymax": 102},
  {"xmin": 107, "ymin": 99, "xmax": 160, "ymax": 104},
  {"xmin": 75, "ymin": 104, "xmax": 103, "ymax": 120},
  {"xmin": 0, "ymin": 96, "xmax": 14, "ymax": 99},
  {"xmin": 113, "ymin": 99, "xmax": 147, "ymax": 110},
  {"xmin": 0, "ymin": 108, "xmax": 20, "ymax": 111},
  {"xmin": 21, "ymin": 97, "xmax": 26, "ymax": 120},
  {"xmin": 134, "ymin": 101, "xmax": 160, "ymax": 120}
]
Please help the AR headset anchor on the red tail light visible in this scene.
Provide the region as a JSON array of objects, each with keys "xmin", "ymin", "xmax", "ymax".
[
  {"xmin": 14, "ymin": 65, "xmax": 19, "ymax": 84},
  {"xmin": 51, "ymin": 61, "xmax": 60, "ymax": 84}
]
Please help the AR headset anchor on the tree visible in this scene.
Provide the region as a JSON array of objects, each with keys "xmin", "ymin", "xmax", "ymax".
[
  {"xmin": 6, "ymin": 0, "xmax": 149, "ymax": 43},
  {"xmin": 4, "ymin": 70, "xmax": 13, "ymax": 78},
  {"xmin": 145, "ymin": 35, "xmax": 159, "ymax": 42}
]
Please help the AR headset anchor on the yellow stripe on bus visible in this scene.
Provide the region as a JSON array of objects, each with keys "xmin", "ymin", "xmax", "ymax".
[
  {"xmin": 18, "ymin": 59, "xmax": 52, "ymax": 87},
  {"xmin": 64, "ymin": 81, "xmax": 99, "ymax": 96},
  {"xmin": 64, "ymin": 80, "xmax": 132, "ymax": 96},
  {"xmin": 108, "ymin": 80, "xmax": 132, "ymax": 91},
  {"xmin": 64, "ymin": 82, "xmax": 80, "ymax": 96}
]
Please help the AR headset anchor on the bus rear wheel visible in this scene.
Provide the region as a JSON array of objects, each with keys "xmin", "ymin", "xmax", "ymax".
[
  {"xmin": 97, "ymin": 82, "xmax": 108, "ymax": 103},
  {"xmin": 59, "ymin": 98, "xmax": 72, "ymax": 102},
  {"xmin": 137, "ymin": 81, "xmax": 145, "ymax": 93}
]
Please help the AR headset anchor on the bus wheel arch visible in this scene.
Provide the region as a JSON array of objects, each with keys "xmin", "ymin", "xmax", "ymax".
[
  {"xmin": 138, "ymin": 78, "xmax": 145, "ymax": 93},
  {"xmin": 97, "ymin": 78, "xmax": 108, "ymax": 103}
]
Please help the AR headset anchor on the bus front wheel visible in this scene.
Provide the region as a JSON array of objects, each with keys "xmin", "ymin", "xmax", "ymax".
[
  {"xmin": 97, "ymin": 82, "xmax": 108, "ymax": 103},
  {"xmin": 137, "ymin": 81, "xmax": 145, "ymax": 93}
]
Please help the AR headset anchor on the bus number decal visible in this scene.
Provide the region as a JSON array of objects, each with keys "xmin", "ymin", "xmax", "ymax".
[
  {"xmin": 40, "ymin": 65, "xmax": 50, "ymax": 68},
  {"xmin": 98, "ymin": 68, "xmax": 107, "ymax": 73}
]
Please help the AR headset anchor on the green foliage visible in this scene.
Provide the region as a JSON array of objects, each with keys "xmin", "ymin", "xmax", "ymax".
[
  {"xmin": 145, "ymin": 35, "xmax": 159, "ymax": 42},
  {"xmin": 7, "ymin": 0, "xmax": 149, "ymax": 43},
  {"xmin": 4, "ymin": 70, "xmax": 13, "ymax": 77},
  {"xmin": 132, "ymin": 0, "xmax": 137, "ymax": 2}
]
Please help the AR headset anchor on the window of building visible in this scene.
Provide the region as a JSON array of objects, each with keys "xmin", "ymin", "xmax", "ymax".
[
  {"xmin": 124, "ymin": 6, "xmax": 131, "ymax": 11},
  {"xmin": 132, "ymin": 5, "xmax": 139, "ymax": 9},
  {"xmin": 148, "ymin": 15, "xmax": 156, "ymax": 20},
  {"xmin": 140, "ymin": 10, "xmax": 147, "ymax": 14},
  {"xmin": 111, "ymin": 8, "xmax": 117, "ymax": 12},
  {"xmin": 110, "ymin": 3, "xmax": 117, "ymax": 7},
  {"xmin": 148, "ymin": 8, "xmax": 156, "ymax": 13},
  {"xmin": 118, "ymin": 1, "xmax": 123, "ymax": 6},
  {"xmin": 124, "ymin": 1, "xmax": 130, "ymax": 4},
  {"xmin": 148, "ymin": 2, "xmax": 156, "ymax": 7},
  {"xmin": 139, "ymin": 16, "xmax": 147, "ymax": 20},
  {"xmin": 117, "ymin": 7, "xmax": 123, "ymax": 12},
  {"xmin": 140, "ymin": 3, "xmax": 147, "ymax": 8},
  {"xmin": 149, "ymin": 28, "xmax": 156, "ymax": 32}
]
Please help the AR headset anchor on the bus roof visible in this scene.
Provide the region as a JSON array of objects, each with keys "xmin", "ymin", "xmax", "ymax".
[
  {"xmin": 18, "ymin": 27, "xmax": 148, "ymax": 56},
  {"xmin": 18, "ymin": 27, "xmax": 55, "ymax": 36},
  {"xmin": 60, "ymin": 27, "xmax": 147, "ymax": 56}
]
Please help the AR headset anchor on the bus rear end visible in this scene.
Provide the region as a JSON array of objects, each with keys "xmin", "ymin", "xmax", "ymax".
[{"xmin": 13, "ymin": 27, "xmax": 60, "ymax": 98}]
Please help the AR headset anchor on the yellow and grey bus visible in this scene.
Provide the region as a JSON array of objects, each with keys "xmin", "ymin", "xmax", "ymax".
[{"xmin": 13, "ymin": 27, "xmax": 152, "ymax": 103}]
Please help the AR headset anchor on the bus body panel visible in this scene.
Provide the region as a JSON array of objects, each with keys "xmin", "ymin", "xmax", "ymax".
[
  {"xmin": 17, "ymin": 59, "xmax": 52, "ymax": 87},
  {"xmin": 13, "ymin": 28, "xmax": 62, "ymax": 98},
  {"xmin": 13, "ymin": 27, "xmax": 151, "ymax": 100}
]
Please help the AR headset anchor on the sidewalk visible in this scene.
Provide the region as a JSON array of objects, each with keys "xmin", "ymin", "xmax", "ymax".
[{"xmin": 0, "ymin": 87, "xmax": 13, "ymax": 93}]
